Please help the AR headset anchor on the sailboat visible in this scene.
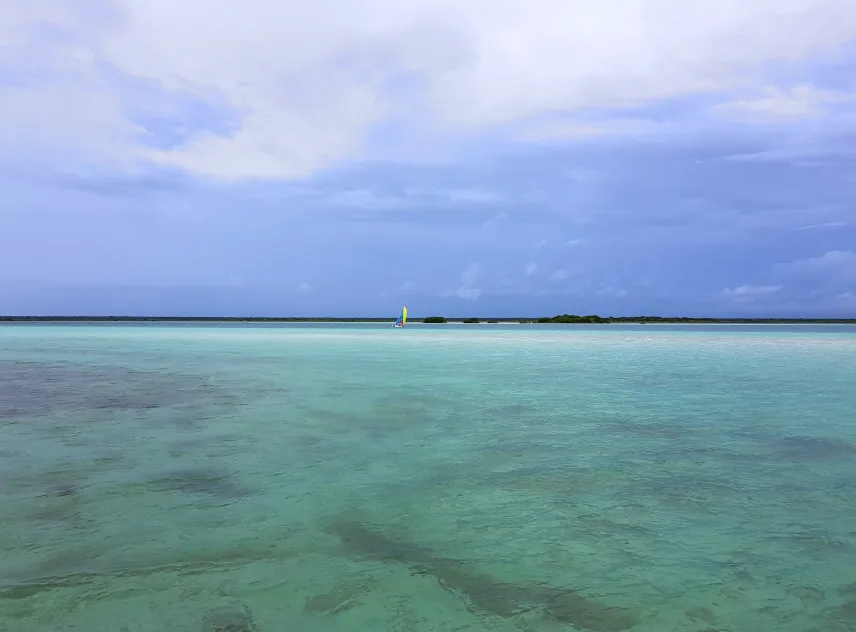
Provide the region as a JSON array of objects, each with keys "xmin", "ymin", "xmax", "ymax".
[{"xmin": 393, "ymin": 306, "xmax": 407, "ymax": 328}]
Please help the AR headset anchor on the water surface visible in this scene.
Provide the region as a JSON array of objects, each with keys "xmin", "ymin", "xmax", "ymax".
[{"xmin": 2, "ymin": 323, "xmax": 855, "ymax": 631}]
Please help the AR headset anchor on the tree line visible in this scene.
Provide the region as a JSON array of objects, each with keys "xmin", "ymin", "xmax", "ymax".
[{"xmin": 2, "ymin": 315, "xmax": 854, "ymax": 324}]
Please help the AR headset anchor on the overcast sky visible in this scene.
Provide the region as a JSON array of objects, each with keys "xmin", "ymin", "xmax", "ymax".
[{"xmin": 3, "ymin": 1, "xmax": 856, "ymax": 317}]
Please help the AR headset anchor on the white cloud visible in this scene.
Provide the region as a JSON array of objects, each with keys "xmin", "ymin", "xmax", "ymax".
[
  {"xmin": 517, "ymin": 117, "xmax": 680, "ymax": 143},
  {"xmin": 327, "ymin": 187, "xmax": 503, "ymax": 210},
  {"xmin": 550, "ymin": 269, "xmax": 568, "ymax": 281},
  {"xmin": 722, "ymin": 144, "xmax": 856, "ymax": 164},
  {"xmin": 524, "ymin": 262, "xmax": 538, "ymax": 276},
  {"xmin": 722, "ymin": 251, "xmax": 856, "ymax": 305},
  {"xmin": 5, "ymin": 1, "xmax": 856, "ymax": 179},
  {"xmin": 452, "ymin": 262, "xmax": 481, "ymax": 300},
  {"xmin": 776, "ymin": 249, "xmax": 856, "ymax": 275},
  {"xmin": 299, "ymin": 282, "xmax": 310, "ymax": 291},
  {"xmin": 721, "ymin": 284, "xmax": 782, "ymax": 301},
  {"xmin": 518, "ymin": 122, "xmax": 612, "ymax": 142},
  {"xmin": 565, "ymin": 238, "xmax": 584, "ymax": 247},
  {"xmin": 789, "ymin": 221, "xmax": 847, "ymax": 231},
  {"xmin": 774, "ymin": 250, "xmax": 856, "ymax": 291},
  {"xmin": 714, "ymin": 84, "xmax": 851, "ymax": 120}
]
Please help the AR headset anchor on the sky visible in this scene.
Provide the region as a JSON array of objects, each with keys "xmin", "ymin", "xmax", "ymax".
[{"xmin": 2, "ymin": 0, "xmax": 856, "ymax": 317}]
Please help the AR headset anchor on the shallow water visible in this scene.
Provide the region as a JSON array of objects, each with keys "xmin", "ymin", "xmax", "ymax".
[{"xmin": 1, "ymin": 323, "xmax": 856, "ymax": 631}]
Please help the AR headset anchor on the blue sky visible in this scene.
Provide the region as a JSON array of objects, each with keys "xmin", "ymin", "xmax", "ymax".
[{"xmin": 3, "ymin": 1, "xmax": 856, "ymax": 317}]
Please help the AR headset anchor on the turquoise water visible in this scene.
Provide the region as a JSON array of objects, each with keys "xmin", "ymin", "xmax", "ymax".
[{"xmin": 2, "ymin": 323, "xmax": 856, "ymax": 632}]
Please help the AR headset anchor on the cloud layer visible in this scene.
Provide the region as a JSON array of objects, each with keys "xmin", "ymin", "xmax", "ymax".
[
  {"xmin": 3, "ymin": 2, "xmax": 856, "ymax": 316},
  {"xmin": 6, "ymin": 0, "xmax": 856, "ymax": 179}
]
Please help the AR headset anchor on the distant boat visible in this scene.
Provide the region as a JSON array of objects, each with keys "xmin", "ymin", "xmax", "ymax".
[{"xmin": 393, "ymin": 306, "xmax": 407, "ymax": 328}]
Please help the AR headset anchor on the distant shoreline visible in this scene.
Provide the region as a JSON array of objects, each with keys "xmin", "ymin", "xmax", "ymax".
[{"xmin": 1, "ymin": 316, "xmax": 855, "ymax": 324}]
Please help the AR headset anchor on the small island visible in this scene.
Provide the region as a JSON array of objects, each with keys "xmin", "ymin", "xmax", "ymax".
[{"xmin": 537, "ymin": 314, "xmax": 605, "ymax": 323}]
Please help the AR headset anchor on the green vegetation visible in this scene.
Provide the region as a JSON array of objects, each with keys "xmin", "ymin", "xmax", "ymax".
[
  {"xmin": 599, "ymin": 316, "xmax": 854, "ymax": 324},
  {"xmin": 462, "ymin": 318, "xmax": 480, "ymax": 323},
  {"xmin": 1, "ymin": 315, "xmax": 854, "ymax": 324},
  {"xmin": 487, "ymin": 319, "xmax": 499, "ymax": 324},
  {"xmin": 535, "ymin": 315, "xmax": 856, "ymax": 324},
  {"xmin": 538, "ymin": 314, "xmax": 606, "ymax": 324}
]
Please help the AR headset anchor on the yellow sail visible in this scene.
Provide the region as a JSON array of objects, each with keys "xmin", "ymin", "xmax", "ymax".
[{"xmin": 402, "ymin": 306, "xmax": 407, "ymax": 325}]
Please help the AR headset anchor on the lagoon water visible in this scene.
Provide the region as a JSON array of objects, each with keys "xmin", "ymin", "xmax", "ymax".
[{"xmin": 2, "ymin": 323, "xmax": 856, "ymax": 632}]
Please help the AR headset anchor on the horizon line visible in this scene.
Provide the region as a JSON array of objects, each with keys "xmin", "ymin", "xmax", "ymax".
[{"xmin": 1, "ymin": 315, "xmax": 855, "ymax": 323}]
